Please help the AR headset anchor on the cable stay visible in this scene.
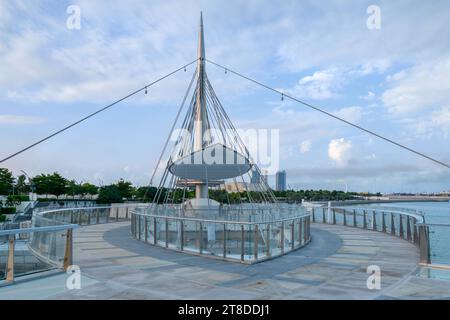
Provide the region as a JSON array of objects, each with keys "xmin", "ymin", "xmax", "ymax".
[
  {"xmin": 0, "ymin": 59, "xmax": 199, "ymax": 164},
  {"xmin": 205, "ymin": 58, "xmax": 450, "ymax": 170}
]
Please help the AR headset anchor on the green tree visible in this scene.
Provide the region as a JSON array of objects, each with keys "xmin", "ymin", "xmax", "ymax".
[
  {"xmin": 48, "ymin": 173, "xmax": 67, "ymax": 198},
  {"xmin": 81, "ymin": 183, "xmax": 98, "ymax": 199},
  {"xmin": 15, "ymin": 174, "xmax": 29, "ymax": 194},
  {"xmin": 32, "ymin": 173, "xmax": 67, "ymax": 198},
  {"xmin": 0, "ymin": 168, "xmax": 14, "ymax": 195},
  {"xmin": 32, "ymin": 174, "xmax": 51, "ymax": 196},
  {"xmin": 116, "ymin": 179, "xmax": 134, "ymax": 199},
  {"xmin": 96, "ymin": 185, "xmax": 124, "ymax": 204},
  {"xmin": 66, "ymin": 180, "xmax": 81, "ymax": 198}
]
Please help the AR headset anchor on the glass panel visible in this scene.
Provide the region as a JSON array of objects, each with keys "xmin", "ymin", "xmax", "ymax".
[
  {"xmin": 224, "ymin": 223, "xmax": 241, "ymax": 260},
  {"xmin": 390, "ymin": 213, "xmax": 397, "ymax": 236},
  {"xmin": 284, "ymin": 221, "xmax": 294, "ymax": 253},
  {"xmin": 243, "ymin": 224, "xmax": 254, "ymax": 261},
  {"xmin": 100, "ymin": 208, "xmax": 109, "ymax": 223},
  {"xmin": 355, "ymin": 209, "xmax": 364, "ymax": 228},
  {"xmin": 166, "ymin": 219, "xmax": 177, "ymax": 250},
  {"xmin": 145, "ymin": 217, "xmax": 153, "ymax": 243},
  {"xmin": 158, "ymin": 218, "xmax": 167, "ymax": 246},
  {"xmin": 366, "ymin": 211, "xmax": 373, "ymax": 230},
  {"xmin": 429, "ymin": 225, "xmax": 450, "ymax": 265},
  {"xmin": 203, "ymin": 222, "xmax": 223, "ymax": 257},
  {"xmin": 139, "ymin": 215, "xmax": 145, "ymax": 241},
  {"xmin": 257, "ymin": 224, "xmax": 268, "ymax": 260},
  {"xmin": 400, "ymin": 215, "xmax": 407, "ymax": 239},
  {"xmin": 26, "ymin": 230, "xmax": 65, "ymax": 276},
  {"xmin": 183, "ymin": 220, "xmax": 199, "ymax": 253},
  {"xmin": 270, "ymin": 222, "xmax": 282, "ymax": 257},
  {"xmin": 292, "ymin": 219, "xmax": 300, "ymax": 248},
  {"xmin": 0, "ymin": 236, "xmax": 9, "ymax": 281}
]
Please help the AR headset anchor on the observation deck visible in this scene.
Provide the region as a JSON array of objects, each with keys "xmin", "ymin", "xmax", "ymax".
[{"xmin": 1, "ymin": 204, "xmax": 450, "ymax": 299}]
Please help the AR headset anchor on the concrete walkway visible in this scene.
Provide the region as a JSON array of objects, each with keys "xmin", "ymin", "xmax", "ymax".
[
  {"xmin": 2, "ymin": 222, "xmax": 450, "ymax": 299},
  {"xmin": 54, "ymin": 222, "xmax": 450, "ymax": 299}
]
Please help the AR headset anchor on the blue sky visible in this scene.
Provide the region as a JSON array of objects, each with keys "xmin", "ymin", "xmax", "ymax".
[{"xmin": 1, "ymin": 0, "xmax": 449, "ymax": 193}]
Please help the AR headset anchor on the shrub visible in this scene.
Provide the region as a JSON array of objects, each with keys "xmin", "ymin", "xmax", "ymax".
[
  {"xmin": 0, "ymin": 207, "xmax": 16, "ymax": 215},
  {"xmin": 7, "ymin": 194, "xmax": 30, "ymax": 203}
]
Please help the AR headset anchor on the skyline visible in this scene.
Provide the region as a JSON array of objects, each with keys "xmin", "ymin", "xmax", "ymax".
[{"xmin": 1, "ymin": 1, "xmax": 450, "ymax": 193}]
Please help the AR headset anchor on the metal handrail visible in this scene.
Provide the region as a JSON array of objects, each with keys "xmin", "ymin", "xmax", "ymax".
[
  {"xmin": 34, "ymin": 204, "xmax": 150, "ymax": 217},
  {"xmin": 130, "ymin": 210, "xmax": 310, "ymax": 226},
  {"xmin": 0, "ymin": 224, "xmax": 78, "ymax": 236},
  {"xmin": 327, "ymin": 206, "xmax": 424, "ymax": 223}
]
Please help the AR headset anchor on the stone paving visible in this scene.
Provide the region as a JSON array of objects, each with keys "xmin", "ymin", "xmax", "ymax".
[
  {"xmin": 42, "ymin": 222, "xmax": 450, "ymax": 299},
  {"xmin": 2, "ymin": 221, "xmax": 450, "ymax": 299}
]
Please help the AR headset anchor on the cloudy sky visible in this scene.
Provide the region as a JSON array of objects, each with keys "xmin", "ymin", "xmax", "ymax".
[{"xmin": 1, "ymin": 0, "xmax": 449, "ymax": 193}]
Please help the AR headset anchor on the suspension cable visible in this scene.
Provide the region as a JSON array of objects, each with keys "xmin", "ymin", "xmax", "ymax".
[
  {"xmin": 0, "ymin": 59, "xmax": 199, "ymax": 164},
  {"xmin": 205, "ymin": 59, "xmax": 450, "ymax": 169},
  {"xmin": 147, "ymin": 66, "xmax": 198, "ymax": 187}
]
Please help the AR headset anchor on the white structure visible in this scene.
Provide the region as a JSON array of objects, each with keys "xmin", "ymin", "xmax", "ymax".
[{"xmin": 153, "ymin": 13, "xmax": 276, "ymax": 210}]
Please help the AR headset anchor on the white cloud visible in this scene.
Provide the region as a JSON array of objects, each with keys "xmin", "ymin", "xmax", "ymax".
[
  {"xmin": 328, "ymin": 138, "xmax": 352, "ymax": 167},
  {"xmin": 333, "ymin": 106, "xmax": 363, "ymax": 124},
  {"xmin": 299, "ymin": 140, "xmax": 311, "ymax": 153},
  {"xmin": 361, "ymin": 91, "xmax": 375, "ymax": 100},
  {"xmin": 431, "ymin": 107, "xmax": 450, "ymax": 137},
  {"xmin": 0, "ymin": 114, "xmax": 45, "ymax": 125},
  {"xmin": 382, "ymin": 57, "xmax": 450, "ymax": 115},
  {"xmin": 288, "ymin": 69, "xmax": 340, "ymax": 100},
  {"xmin": 358, "ymin": 60, "xmax": 391, "ymax": 76}
]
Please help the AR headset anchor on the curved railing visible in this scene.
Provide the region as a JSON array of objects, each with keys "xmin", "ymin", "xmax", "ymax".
[
  {"xmin": 0, "ymin": 224, "xmax": 78, "ymax": 283},
  {"xmin": 424, "ymin": 223, "xmax": 450, "ymax": 267},
  {"xmin": 309, "ymin": 206, "xmax": 431, "ymax": 264},
  {"xmin": 131, "ymin": 205, "xmax": 312, "ymax": 264},
  {"xmin": 1, "ymin": 203, "xmax": 147, "ymax": 284}
]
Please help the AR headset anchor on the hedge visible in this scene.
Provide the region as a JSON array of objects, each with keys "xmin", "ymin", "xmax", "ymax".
[
  {"xmin": 0, "ymin": 207, "xmax": 16, "ymax": 215},
  {"xmin": 7, "ymin": 194, "xmax": 30, "ymax": 202}
]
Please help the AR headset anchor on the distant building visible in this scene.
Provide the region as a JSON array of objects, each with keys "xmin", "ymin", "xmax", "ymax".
[
  {"xmin": 251, "ymin": 169, "xmax": 261, "ymax": 184},
  {"xmin": 223, "ymin": 182, "xmax": 257, "ymax": 193},
  {"xmin": 275, "ymin": 170, "xmax": 286, "ymax": 191},
  {"xmin": 261, "ymin": 169, "xmax": 268, "ymax": 185}
]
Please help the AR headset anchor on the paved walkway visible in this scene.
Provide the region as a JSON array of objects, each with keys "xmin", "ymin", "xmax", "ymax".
[
  {"xmin": 2, "ymin": 222, "xmax": 450, "ymax": 299},
  {"xmin": 55, "ymin": 222, "xmax": 450, "ymax": 299}
]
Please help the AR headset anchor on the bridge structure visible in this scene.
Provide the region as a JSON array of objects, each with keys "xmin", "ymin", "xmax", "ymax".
[{"xmin": 1, "ymin": 13, "xmax": 450, "ymax": 299}]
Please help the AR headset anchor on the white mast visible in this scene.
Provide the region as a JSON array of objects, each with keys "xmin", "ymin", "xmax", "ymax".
[{"xmin": 194, "ymin": 12, "xmax": 208, "ymax": 200}]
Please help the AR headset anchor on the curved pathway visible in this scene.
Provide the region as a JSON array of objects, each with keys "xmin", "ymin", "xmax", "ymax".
[{"xmin": 42, "ymin": 222, "xmax": 450, "ymax": 299}]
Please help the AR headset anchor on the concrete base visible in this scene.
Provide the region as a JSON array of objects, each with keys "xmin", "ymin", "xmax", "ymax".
[{"xmin": 183, "ymin": 198, "xmax": 220, "ymax": 210}]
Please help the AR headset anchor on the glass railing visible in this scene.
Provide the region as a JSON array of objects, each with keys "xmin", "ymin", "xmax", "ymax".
[
  {"xmin": 33, "ymin": 203, "xmax": 149, "ymax": 226},
  {"xmin": 130, "ymin": 206, "xmax": 311, "ymax": 264},
  {"xmin": 1, "ymin": 203, "xmax": 147, "ymax": 284},
  {"xmin": 309, "ymin": 206, "xmax": 432, "ymax": 265},
  {"xmin": 426, "ymin": 223, "xmax": 450, "ymax": 266},
  {"xmin": 0, "ymin": 224, "xmax": 77, "ymax": 283}
]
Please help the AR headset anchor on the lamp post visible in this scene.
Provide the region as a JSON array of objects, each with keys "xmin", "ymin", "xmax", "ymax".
[{"xmin": 20, "ymin": 170, "xmax": 36, "ymax": 207}]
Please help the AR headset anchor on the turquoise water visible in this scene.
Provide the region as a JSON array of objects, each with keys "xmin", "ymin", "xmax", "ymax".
[{"xmin": 370, "ymin": 201, "xmax": 450, "ymax": 265}]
